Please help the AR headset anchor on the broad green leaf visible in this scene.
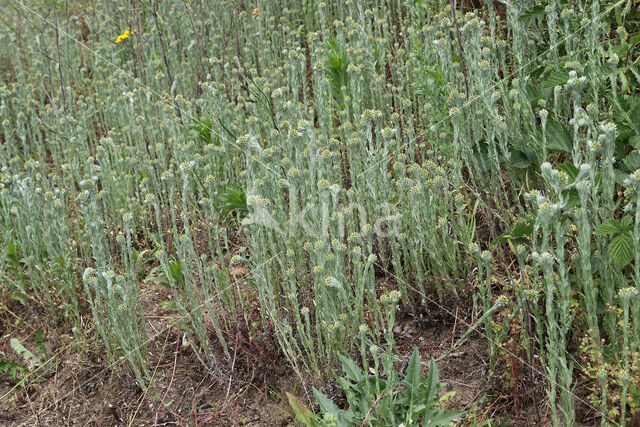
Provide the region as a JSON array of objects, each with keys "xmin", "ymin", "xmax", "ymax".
[
  {"xmin": 404, "ymin": 348, "xmax": 423, "ymax": 394},
  {"xmin": 609, "ymin": 234, "xmax": 634, "ymax": 268},
  {"xmin": 424, "ymin": 409, "xmax": 465, "ymax": 426},
  {"xmin": 509, "ymin": 149, "xmax": 532, "ymax": 169},
  {"xmin": 617, "ymin": 128, "xmax": 636, "ymax": 143},
  {"xmin": 524, "ymin": 83, "xmax": 539, "ymax": 103},
  {"xmin": 563, "ymin": 188, "xmax": 580, "ymax": 208},
  {"xmin": 338, "ymin": 354, "xmax": 364, "ymax": 383},
  {"xmin": 544, "ymin": 120, "xmax": 573, "ymax": 153},
  {"xmin": 439, "ymin": 391, "xmax": 456, "ymax": 402},
  {"xmin": 617, "ymin": 169, "xmax": 631, "ymax": 186},
  {"xmin": 541, "ymin": 70, "xmax": 570, "ymax": 90},
  {"xmin": 512, "ymin": 221, "xmax": 534, "ymax": 238},
  {"xmin": 364, "ymin": 375, "xmax": 386, "ymax": 391},
  {"xmin": 556, "ymin": 162, "xmax": 580, "ymax": 182},
  {"xmin": 630, "ymin": 135, "xmax": 640, "ymax": 149},
  {"xmin": 313, "ymin": 387, "xmax": 343, "ymax": 419},
  {"xmin": 621, "ymin": 215, "xmax": 634, "ymax": 231},
  {"xmin": 518, "ymin": 5, "xmax": 545, "ymax": 23},
  {"xmin": 596, "ymin": 219, "xmax": 623, "ymax": 235},
  {"xmin": 624, "ymin": 151, "xmax": 640, "ymax": 171},
  {"xmin": 498, "ymin": 220, "xmax": 534, "ymax": 243}
]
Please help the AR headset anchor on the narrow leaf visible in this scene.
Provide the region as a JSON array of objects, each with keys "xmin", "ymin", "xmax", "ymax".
[
  {"xmin": 403, "ymin": 348, "xmax": 423, "ymax": 421},
  {"xmin": 423, "ymin": 359, "xmax": 440, "ymax": 405},
  {"xmin": 286, "ymin": 392, "xmax": 316, "ymax": 425}
]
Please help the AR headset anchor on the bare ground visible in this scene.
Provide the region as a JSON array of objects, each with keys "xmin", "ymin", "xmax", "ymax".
[{"xmin": 1, "ymin": 282, "xmax": 575, "ymax": 426}]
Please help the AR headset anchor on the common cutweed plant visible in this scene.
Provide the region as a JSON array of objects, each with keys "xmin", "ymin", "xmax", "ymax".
[{"xmin": 1, "ymin": 0, "xmax": 639, "ymax": 423}]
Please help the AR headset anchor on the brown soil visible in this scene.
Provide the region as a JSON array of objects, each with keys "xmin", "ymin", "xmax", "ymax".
[
  {"xmin": 0, "ymin": 283, "xmax": 295, "ymax": 426},
  {"xmin": 0, "ymin": 284, "xmax": 569, "ymax": 426}
]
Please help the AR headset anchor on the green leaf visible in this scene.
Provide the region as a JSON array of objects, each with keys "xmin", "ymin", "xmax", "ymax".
[
  {"xmin": 544, "ymin": 120, "xmax": 573, "ymax": 153},
  {"xmin": 512, "ymin": 221, "xmax": 534, "ymax": 238},
  {"xmin": 556, "ymin": 162, "xmax": 580, "ymax": 182},
  {"xmin": 624, "ymin": 151, "xmax": 640, "ymax": 171},
  {"xmin": 35, "ymin": 331, "xmax": 48, "ymax": 360},
  {"xmin": 338, "ymin": 354, "xmax": 364, "ymax": 383},
  {"xmin": 617, "ymin": 128, "xmax": 636, "ymax": 143},
  {"xmin": 498, "ymin": 220, "xmax": 533, "ymax": 243},
  {"xmin": 630, "ymin": 103, "xmax": 640, "ymax": 132},
  {"xmin": 404, "ymin": 348, "xmax": 423, "ymax": 394},
  {"xmin": 167, "ymin": 258, "xmax": 185, "ymax": 288},
  {"xmin": 336, "ymin": 376, "xmax": 358, "ymax": 408},
  {"xmin": 10, "ymin": 338, "xmax": 40, "ymax": 369},
  {"xmin": 596, "ymin": 219, "xmax": 623, "ymax": 235},
  {"xmin": 423, "ymin": 359, "xmax": 440, "ymax": 406},
  {"xmin": 541, "ymin": 70, "xmax": 570, "ymax": 90},
  {"xmin": 616, "ymin": 169, "xmax": 630, "ymax": 187},
  {"xmin": 509, "ymin": 149, "xmax": 532, "ymax": 169},
  {"xmin": 621, "ymin": 216, "xmax": 634, "ymax": 231},
  {"xmin": 439, "ymin": 391, "xmax": 456, "ymax": 402},
  {"xmin": 403, "ymin": 348, "xmax": 423, "ymax": 421},
  {"xmin": 312, "ymin": 388, "xmax": 345, "ymax": 421},
  {"xmin": 630, "ymin": 135, "xmax": 640, "ymax": 149},
  {"xmin": 286, "ymin": 392, "xmax": 316, "ymax": 426},
  {"xmin": 564, "ymin": 188, "xmax": 580, "ymax": 208},
  {"xmin": 189, "ymin": 118, "xmax": 214, "ymax": 145},
  {"xmin": 219, "ymin": 186, "xmax": 248, "ymax": 215},
  {"xmin": 518, "ymin": 5, "xmax": 545, "ymax": 23},
  {"xmin": 0, "ymin": 359, "xmax": 28, "ymax": 383},
  {"xmin": 324, "ymin": 37, "xmax": 349, "ymax": 109},
  {"xmin": 609, "ymin": 234, "xmax": 634, "ymax": 268},
  {"xmin": 424, "ymin": 409, "xmax": 465, "ymax": 426}
]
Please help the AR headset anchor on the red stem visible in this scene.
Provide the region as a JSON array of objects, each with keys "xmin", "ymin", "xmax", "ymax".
[
  {"xmin": 154, "ymin": 340, "xmax": 179, "ymax": 427},
  {"xmin": 511, "ymin": 355, "xmax": 519, "ymax": 414}
]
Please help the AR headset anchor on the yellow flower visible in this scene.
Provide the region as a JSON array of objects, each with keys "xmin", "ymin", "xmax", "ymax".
[
  {"xmin": 252, "ymin": 8, "xmax": 258, "ymax": 18},
  {"xmin": 115, "ymin": 27, "xmax": 135, "ymax": 44}
]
